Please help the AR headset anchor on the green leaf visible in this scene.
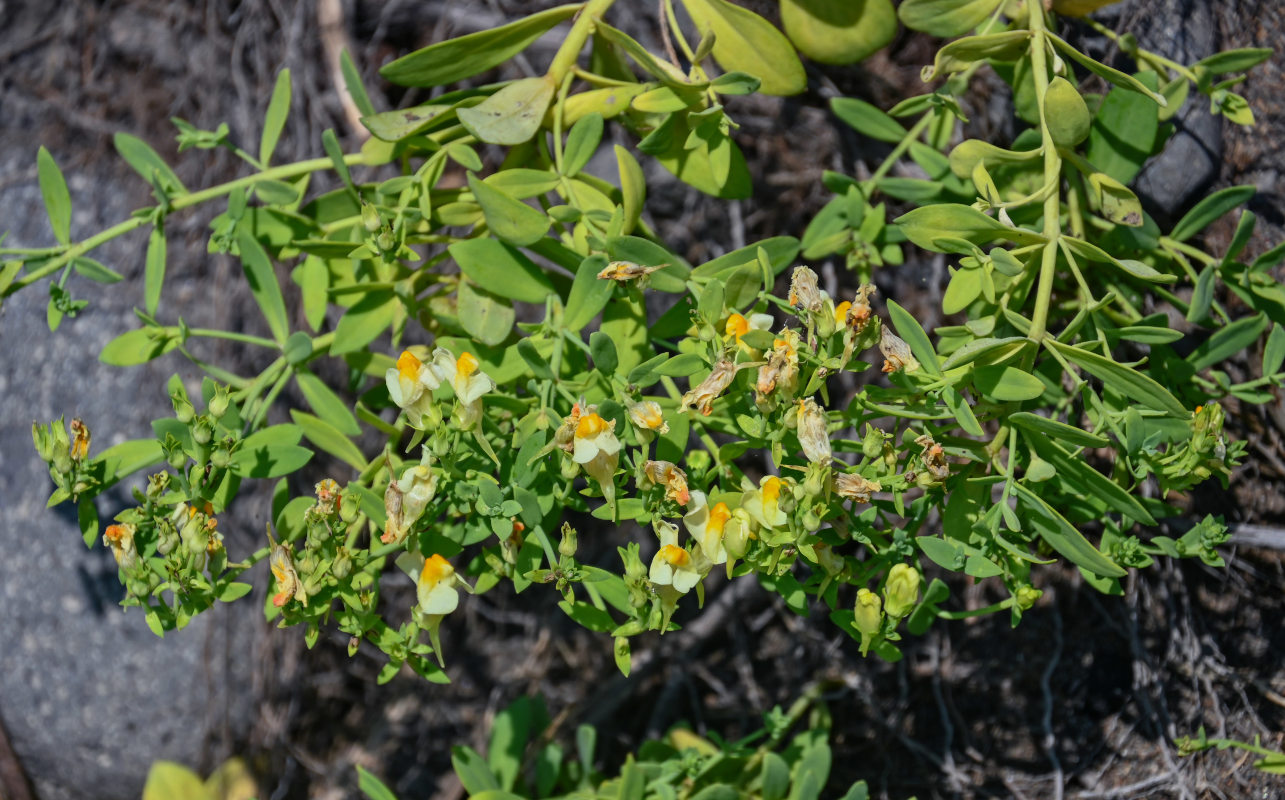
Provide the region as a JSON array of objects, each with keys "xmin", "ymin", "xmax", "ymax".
[
  {"xmin": 72, "ymin": 257, "xmax": 122, "ymax": 285},
  {"xmin": 145, "ymin": 223, "xmax": 167, "ymax": 316},
  {"xmin": 1188, "ymin": 313, "xmax": 1268, "ymax": 371},
  {"xmin": 1086, "ymin": 74, "xmax": 1161, "ymax": 185},
  {"xmin": 458, "ymin": 76, "xmax": 556, "ymax": 146},
  {"xmin": 459, "ymin": 280, "xmax": 516, "ymax": 347},
  {"xmin": 600, "ymin": 291, "xmax": 650, "ymax": 373},
  {"xmin": 97, "ymin": 437, "xmax": 165, "ymax": 481},
  {"xmin": 563, "ymin": 254, "xmax": 615, "ymax": 332},
  {"xmin": 260, "ymin": 69, "xmax": 291, "ymax": 167},
  {"xmin": 114, "ymin": 132, "xmax": 187, "ymax": 195},
  {"xmin": 895, "ymin": 204, "xmax": 1043, "ymax": 251},
  {"xmin": 468, "ymin": 173, "xmax": 550, "ymax": 246},
  {"xmin": 78, "ymin": 498, "xmax": 98, "ymax": 548},
  {"xmin": 488, "ymin": 697, "xmax": 533, "ymax": 791},
  {"xmin": 290, "ymin": 410, "xmax": 365, "ymax": 471},
  {"xmin": 679, "ymin": 0, "xmax": 806, "ymax": 96},
  {"xmin": 1046, "ymin": 339, "xmax": 1187, "ymax": 417},
  {"xmin": 781, "ymin": 0, "xmax": 896, "ymax": 65},
  {"xmin": 451, "ymin": 745, "xmax": 500, "ymax": 795},
  {"xmin": 236, "ymin": 229, "xmax": 289, "ymax": 344},
  {"xmin": 449, "ymin": 237, "xmax": 554, "ymax": 304},
  {"xmin": 972, "ymin": 364, "xmax": 1045, "ymax": 401},
  {"xmin": 218, "ymin": 582, "xmax": 253, "ymax": 602},
  {"xmin": 292, "ymin": 256, "xmax": 329, "ymax": 333},
  {"xmin": 615, "ymin": 145, "xmax": 646, "ymax": 234},
  {"xmin": 36, "ymin": 146, "xmax": 71, "ymax": 245},
  {"xmin": 339, "ymin": 50, "xmax": 377, "ymax": 118},
  {"xmin": 380, "ymin": 4, "xmax": 581, "ymax": 87},
  {"xmin": 887, "ymin": 299, "xmax": 941, "ymax": 376},
  {"xmin": 1194, "ymin": 47, "xmax": 1272, "ymax": 75},
  {"xmin": 655, "ymin": 352, "xmax": 707, "ymax": 377},
  {"xmin": 897, "ymin": 0, "xmax": 1002, "ymax": 38},
  {"xmin": 691, "ymin": 236, "xmax": 800, "ymax": 279},
  {"xmin": 99, "ymin": 328, "xmax": 178, "ymax": 366},
  {"xmin": 830, "ymin": 97, "xmax": 906, "ymax": 143},
  {"xmin": 362, "ymin": 103, "xmax": 455, "ymax": 142},
  {"xmin": 1027, "ymin": 435, "xmax": 1155, "ymax": 525},
  {"xmin": 1048, "ymin": 34, "xmax": 1167, "ymax": 106},
  {"xmin": 1013, "ymin": 482, "xmax": 1126, "ymax": 578},
  {"xmin": 589, "ymin": 330, "xmax": 619, "ymax": 375},
  {"xmin": 321, "ymin": 128, "xmax": 354, "ymax": 190},
  {"xmin": 761, "ymin": 752, "xmax": 791, "ymax": 800},
  {"xmin": 1009, "ymin": 412, "xmax": 1109, "ymax": 448},
  {"xmin": 563, "ymin": 112, "xmax": 604, "ymax": 178},
  {"xmin": 331, "ymin": 290, "xmax": 395, "ymax": 355},
  {"xmin": 924, "ymin": 31, "xmax": 1031, "ymax": 80},
  {"xmin": 484, "ymin": 168, "xmax": 560, "ymax": 199},
  {"xmin": 231, "ymin": 439, "xmax": 313, "ymax": 479},
  {"xmin": 295, "ymin": 370, "xmax": 360, "ymax": 436},
  {"xmin": 1263, "ymin": 324, "xmax": 1285, "ymax": 376},
  {"xmin": 356, "ymin": 766, "xmax": 398, "ymax": 800},
  {"xmin": 1170, "ymin": 185, "xmax": 1256, "ymax": 243}
]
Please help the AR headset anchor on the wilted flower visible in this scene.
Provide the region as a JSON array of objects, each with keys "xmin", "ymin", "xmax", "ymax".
[
  {"xmin": 681, "ymin": 359, "xmax": 750, "ymax": 416},
  {"xmin": 382, "ymin": 451, "xmax": 440, "ymax": 545},
  {"xmin": 833, "ymin": 472, "xmax": 882, "ymax": 503},
  {"xmin": 743, "ymin": 475, "xmax": 789, "ymax": 529},
  {"xmin": 914, "ymin": 434, "xmax": 950, "ymax": 484},
  {"xmin": 627, "ymin": 400, "xmax": 669, "ymax": 438},
  {"xmin": 683, "ymin": 491, "xmax": 730, "ymax": 565},
  {"xmin": 788, "ymin": 265, "xmax": 824, "ymax": 314},
  {"xmin": 553, "ymin": 401, "xmax": 585, "ymax": 454},
  {"xmin": 642, "ymin": 459, "xmax": 690, "ymax": 506},
  {"xmin": 883, "ymin": 563, "xmax": 921, "ymax": 619},
  {"xmin": 573, "ymin": 412, "xmax": 622, "ymax": 499},
  {"xmin": 386, "ymin": 348, "xmax": 444, "ymax": 427},
  {"xmin": 314, "ymin": 478, "xmax": 341, "ymax": 517},
  {"xmin": 795, "ymin": 397, "xmax": 832, "ymax": 465},
  {"xmin": 69, "ymin": 418, "xmax": 90, "ymax": 461},
  {"xmin": 649, "ymin": 521, "xmax": 702, "ymax": 593},
  {"xmin": 756, "ymin": 329, "xmax": 800, "ymax": 405},
  {"xmin": 598, "ymin": 260, "xmax": 666, "ymax": 285},
  {"xmin": 270, "ymin": 544, "xmax": 307, "ymax": 608},
  {"xmin": 839, "ymin": 284, "xmax": 878, "ymax": 363},
  {"xmin": 103, "ymin": 523, "xmax": 138, "ymax": 570},
  {"xmin": 879, "ymin": 327, "xmax": 920, "ymax": 374}
]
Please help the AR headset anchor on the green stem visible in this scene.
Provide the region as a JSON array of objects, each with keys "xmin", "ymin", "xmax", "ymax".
[
  {"xmin": 1025, "ymin": 3, "xmax": 1063, "ymax": 347},
  {"xmin": 547, "ymin": 0, "xmax": 618, "ymax": 85},
  {"xmin": 869, "ymin": 113, "xmax": 934, "ymax": 185},
  {"xmin": 186, "ymin": 327, "xmax": 279, "ymax": 349},
  {"xmin": 8, "ymin": 153, "xmax": 367, "ymax": 296}
]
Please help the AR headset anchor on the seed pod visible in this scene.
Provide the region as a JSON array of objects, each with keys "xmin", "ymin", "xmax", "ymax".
[{"xmin": 1044, "ymin": 77, "xmax": 1091, "ymax": 148}]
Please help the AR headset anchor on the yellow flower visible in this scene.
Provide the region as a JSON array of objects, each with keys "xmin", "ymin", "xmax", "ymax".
[
  {"xmin": 684, "ymin": 492, "xmax": 731, "ymax": 565},
  {"xmin": 833, "ymin": 472, "xmax": 882, "ymax": 504},
  {"xmin": 381, "ymin": 451, "xmax": 439, "ymax": 545},
  {"xmin": 649, "ymin": 521, "xmax": 702, "ymax": 593},
  {"xmin": 854, "ymin": 588, "xmax": 883, "ymax": 655},
  {"xmin": 883, "ymin": 563, "xmax": 921, "ymax": 619},
  {"xmin": 795, "ymin": 397, "xmax": 832, "ymax": 465},
  {"xmin": 642, "ymin": 459, "xmax": 690, "ymax": 506},
  {"xmin": 103, "ymin": 523, "xmax": 138, "ymax": 570},
  {"xmin": 573, "ymin": 412, "xmax": 622, "ymax": 498},
  {"xmin": 743, "ymin": 475, "xmax": 789, "ymax": 529},
  {"xmin": 385, "ymin": 348, "xmax": 444, "ymax": 427},
  {"xmin": 879, "ymin": 327, "xmax": 920, "ymax": 374},
  {"xmin": 417, "ymin": 554, "xmax": 460, "ymax": 615},
  {"xmin": 724, "ymin": 312, "xmax": 774, "ymax": 349},
  {"xmin": 627, "ymin": 400, "xmax": 669, "ymax": 437},
  {"xmin": 270, "ymin": 544, "xmax": 307, "ymax": 608},
  {"xmin": 680, "ymin": 359, "xmax": 751, "ymax": 416},
  {"xmin": 433, "ymin": 348, "xmax": 496, "ymax": 429}
]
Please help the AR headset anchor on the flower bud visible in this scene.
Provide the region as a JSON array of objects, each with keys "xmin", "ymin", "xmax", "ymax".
[
  {"xmin": 208, "ymin": 385, "xmax": 231, "ymax": 419},
  {"xmin": 191, "ymin": 416, "xmax": 214, "ymax": 446},
  {"xmin": 361, "ymin": 201, "xmax": 382, "ymax": 233},
  {"xmin": 854, "ymin": 588, "xmax": 883, "ymax": 637},
  {"xmin": 32, "ymin": 422, "xmax": 54, "ymax": 462},
  {"xmin": 558, "ymin": 522, "xmax": 579, "ymax": 558},
  {"xmin": 210, "ymin": 447, "xmax": 231, "ymax": 469},
  {"xmin": 1015, "ymin": 585, "xmax": 1043, "ymax": 610},
  {"xmin": 883, "ymin": 563, "xmax": 921, "ymax": 619},
  {"xmin": 339, "ymin": 489, "xmax": 360, "ymax": 523},
  {"xmin": 172, "ymin": 389, "xmax": 195, "ymax": 423}
]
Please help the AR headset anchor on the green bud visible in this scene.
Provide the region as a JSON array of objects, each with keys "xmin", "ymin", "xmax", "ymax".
[
  {"xmin": 1045, "ymin": 77, "xmax": 1091, "ymax": 148},
  {"xmin": 376, "ymin": 230, "xmax": 395, "ymax": 252},
  {"xmin": 558, "ymin": 522, "xmax": 578, "ymax": 558},
  {"xmin": 854, "ymin": 588, "xmax": 883, "ymax": 637},
  {"xmin": 347, "ymin": 636, "xmax": 360, "ymax": 657},
  {"xmin": 1015, "ymin": 584, "xmax": 1043, "ymax": 610},
  {"xmin": 339, "ymin": 490, "xmax": 360, "ymax": 523},
  {"xmin": 146, "ymin": 472, "xmax": 171, "ymax": 498},
  {"xmin": 210, "ymin": 448, "xmax": 231, "ymax": 469},
  {"xmin": 360, "ymin": 201, "xmax": 382, "ymax": 233},
  {"xmin": 32, "ymin": 422, "xmax": 53, "ymax": 461},
  {"xmin": 171, "ymin": 389, "xmax": 195, "ymax": 423},
  {"xmin": 208, "ymin": 385, "xmax": 231, "ymax": 419},
  {"xmin": 883, "ymin": 563, "xmax": 921, "ymax": 619},
  {"xmin": 191, "ymin": 416, "xmax": 214, "ymax": 446}
]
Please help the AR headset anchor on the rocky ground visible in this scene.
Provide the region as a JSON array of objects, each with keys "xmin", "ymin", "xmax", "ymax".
[{"xmin": 1, "ymin": 1, "xmax": 1283, "ymax": 799}]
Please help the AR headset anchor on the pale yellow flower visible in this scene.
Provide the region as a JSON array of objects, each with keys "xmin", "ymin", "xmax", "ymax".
[
  {"xmin": 743, "ymin": 475, "xmax": 789, "ymax": 529},
  {"xmin": 417, "ymin": 554, "xmax": 460, "ymax": 615},
  {"xmin": 648, "ymin": 521, "xmax": 702, "ymax": 593},
  {"xmin": 883, "ymin": 563, "xmax": 921, "ymax": 619},
  {"xmin": 627, "ymin": 400, "xmax": 669, "ymax": 436},
  {"xmin": 433, "ymin": 348, "xmax": 496, "ymax": 429},
  {"xmin": 103, "ymin": 523, "xmax": 138, "ymax": 570},
  {"xmin": 573, "ymin": 412, "xmax": 622, "ymax": 495},
  {"xmin": 385, "ymin": 349, "xmax": 444, "ymax": 427},
  {"xmin": 382, "ymin": 452, "xmax": 439, "ymax": 544},
  {"xmin": 683, "ymin": 491, "xmax": 731, "ymax": 565}
]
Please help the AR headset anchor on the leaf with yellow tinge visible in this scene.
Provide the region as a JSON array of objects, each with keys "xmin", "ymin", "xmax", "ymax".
[
  {"xmin": 204, "ymin": 758, "xmax": 258, "ymax": 800},
  {"xmin": 679, "ymin": 0, "xmax": 806, "ymax": 96},
  {"xmin": 780, "ymin": 0, "xmax": 896, "ymax": 65},
  {"xmin": 458, "ymin": 76, "xmax": 556, "ymax": 145},
  {"xmin": 143, "ymin": 761, "xmax": 211, "ymax": 800}
]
